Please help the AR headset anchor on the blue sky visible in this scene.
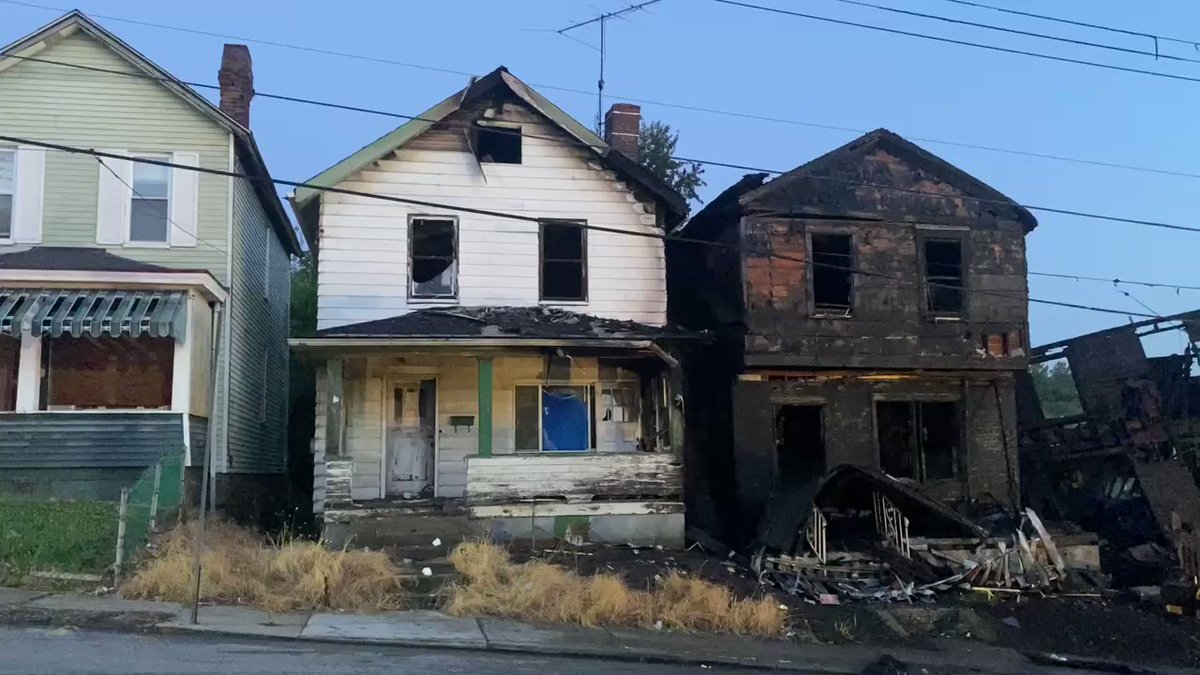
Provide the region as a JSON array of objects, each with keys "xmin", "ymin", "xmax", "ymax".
[{"xmin": 3, "ymin": 0, "xmax": 1196, "ymax": 348}]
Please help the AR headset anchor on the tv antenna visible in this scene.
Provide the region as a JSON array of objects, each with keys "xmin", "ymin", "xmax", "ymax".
[{"xmin": 556, "ymin": 0, "xmax": 662, "ymax": 135}]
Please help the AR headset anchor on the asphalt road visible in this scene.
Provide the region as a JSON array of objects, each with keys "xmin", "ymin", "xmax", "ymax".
[{"xmin": 0, "ymin": 625, "xmax": 748, "ymax": 674}]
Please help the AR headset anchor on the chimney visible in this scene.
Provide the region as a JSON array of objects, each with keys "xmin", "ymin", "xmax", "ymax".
[
  {"xmin": 218, "ymin": 44, "xmax": 253, "ymax": 128},
  {"xmin": 603, "ymin": 103, "xmax": 641, "ymax": 160}
]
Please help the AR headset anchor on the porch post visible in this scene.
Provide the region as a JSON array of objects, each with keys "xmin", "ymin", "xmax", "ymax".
[
  {"xmin": 325, "ymin": 358, "xmax": 345, "ymax": 457},
  {"xmin": 477, "ymin": 356, "xmax": 493, "ymax": 457},
  {"xmin": 15, "ymin": 332, "xmax": 41, "ymax": 412},
  {"xmin": 170, "ymin": 293, "xmax": 198, "ymax": 413}
]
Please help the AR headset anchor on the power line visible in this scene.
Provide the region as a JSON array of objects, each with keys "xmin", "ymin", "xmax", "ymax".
[
  {"xmin": 823, "ymin": 0, "xmax": 1200, "ymax": 65},
  {"xmin": 0, "ymin": 134, "xmax": 1161, "ymax": 320},
  {"xmin": 1028, "ymin": 271, "xmax": 1200, "ymax": 293},
  {"xmin": 938, "ymin": 0, "xmax": 1200, "ymax": 48},
  {"xmin": 711, "ymin": 0, "xmax": 1200, "ymax": 86},
  {"xmin": 5, "ymin": 2, "xmax": 1199, "ymax": 183},
  {"xmin": 9, "ymin": 52, "xmax": 1200, "ymax": 237}
]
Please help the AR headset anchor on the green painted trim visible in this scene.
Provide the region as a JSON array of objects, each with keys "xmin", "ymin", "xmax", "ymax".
[
  {"xmin": 477, "ymin": 357, "xmax": 494, "ymax": 457},
  {"xmin": 553, "ymin": 515, "xmax": 590, "ymax": 540}
]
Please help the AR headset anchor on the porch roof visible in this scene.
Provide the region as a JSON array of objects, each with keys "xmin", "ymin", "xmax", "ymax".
[
  {"xmin": 306, "ymin": 306, "xmax": 699, "ymax": 343},
  {"xmin": 0, "ymin": 288, "xmax": 188, "ymax": 339}
]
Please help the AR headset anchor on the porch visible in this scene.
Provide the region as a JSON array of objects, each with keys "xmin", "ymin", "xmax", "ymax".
[
  {"xmin": 295, "ymin": 309, "xmax": 689, "ymax": 546},
  {"xmin": 0, "ymin": 285, "xmax": 218, "ymax": 499}
]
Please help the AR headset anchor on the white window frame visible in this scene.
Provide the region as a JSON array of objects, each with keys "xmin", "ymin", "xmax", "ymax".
[
  {"xmin": 126, "ymin": 153, "xmax": 172, "ymax": 247},
  {"xmin": 513, "ymin": 382, "xmax": 596, "ymax": 453},
  {"xmin": 0, "ymin": 147, "xmax": 15, "ymax": 243}
]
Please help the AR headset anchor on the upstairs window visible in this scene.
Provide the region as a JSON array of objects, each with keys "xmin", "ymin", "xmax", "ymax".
[
  {"xmin": 129, "ymin": 158, "xmax": 170, "ymax": 243},
  {"xmin": 811, "ymin": 233, "xmax": 853, "ymax": 315},
  {"xmin": 474, "ymin": 125, "xmax": 522, "ymax": 164},
  {"xmin": 540, "ymin": 219, "xmax": 587, "ymax": 302},
  {"xmin": 409, "ymin": 217, "xmax": 458, "ymax": 299},
  {"xmin": 923, "ymin": 239, "xmax": 964, "ymax": 314},
  {"xmin": 0, "ymin": 149, "xmax": 13, "ymax": 239}
]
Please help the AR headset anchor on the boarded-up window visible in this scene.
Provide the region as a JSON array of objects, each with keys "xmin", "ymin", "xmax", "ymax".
[
  {"xmin": 876, "ymin": 400, "xmax": 959, "ymax": 481},
  {"xmin": 540, "ymin": 220, "xmax": 587, "ymax": 301},
  {"xmin": 924, "ymin": 239, "xmax": 964, "ymax": 314},
  {"xmin": 811, "ymin": 233, "xmax": 853, "ymax": 314},
  {"xmin": 0, "ymin": 336, "xmax": 17, "ymax": 411},
  {"xmin": 45, "ymin": 337, "xmax": 173, "ymax": 409},
  {"xmin": 410, "ymin": 217, "xmax": 457, "ymax": 299}
]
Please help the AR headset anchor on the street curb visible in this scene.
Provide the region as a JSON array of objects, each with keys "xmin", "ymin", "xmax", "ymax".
[{"xmin": 156, "ymin": 620, "xmax": 860, "ymax": 673}]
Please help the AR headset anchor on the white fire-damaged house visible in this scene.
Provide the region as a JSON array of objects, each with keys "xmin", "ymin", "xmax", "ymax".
[{"xmin": 289, "ymin": 67, "xmax": 695, "ymax": 546}]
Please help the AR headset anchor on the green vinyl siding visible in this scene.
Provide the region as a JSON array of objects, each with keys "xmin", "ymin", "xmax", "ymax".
[
  {"xmin": 0, "ymin": 31, "xmax": 230, "ymax": 280},
  {"xmin": 225, "ymin": 160, "xmax": 290, "ymax": 474}
]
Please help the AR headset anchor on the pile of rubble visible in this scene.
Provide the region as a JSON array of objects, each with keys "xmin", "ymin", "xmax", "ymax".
[{"xmin": 750, "ymin": 466, "xmax": 1104, "ymax": 604}]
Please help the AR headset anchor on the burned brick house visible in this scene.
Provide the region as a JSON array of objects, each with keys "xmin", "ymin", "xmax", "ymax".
[{"xmin": 667, "ymin": 129, "xmax": 1037, "ymax": 543}]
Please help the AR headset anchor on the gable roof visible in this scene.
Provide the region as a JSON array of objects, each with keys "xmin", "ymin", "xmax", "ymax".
[
  {"xmin": 0, "ymin": 11, "xmax": 302, "ymax": 255},
  {"xmin": 291, "ymin": 67, "xmax": 687, "ymax": 241},
  {"xmin": 741, "ymin": 129, "xmax": 1038, "ymax": 232}
]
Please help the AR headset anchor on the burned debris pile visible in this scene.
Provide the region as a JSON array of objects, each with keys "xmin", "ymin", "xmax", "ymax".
[{"xmin": 749, "ymin": 465, "xmax": 1103, "ymax": 603}]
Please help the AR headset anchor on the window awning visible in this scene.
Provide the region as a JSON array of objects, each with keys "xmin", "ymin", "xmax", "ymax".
[{"xmin": 0, "ymin": 289, "xmax": 187, "ymax": 339}]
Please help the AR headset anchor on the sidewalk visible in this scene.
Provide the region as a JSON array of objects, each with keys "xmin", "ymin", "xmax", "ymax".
[{"xmin": 0, "ymin": 587, "xmax": 1181, "ymax": 674}]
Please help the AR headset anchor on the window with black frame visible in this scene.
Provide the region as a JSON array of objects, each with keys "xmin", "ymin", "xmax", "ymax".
[
  {"xmin": 923, "ymin": 239, "xmax": 964, "ymax": 314},
  {"xmin": 539, "ymin": 219, "xmax": 586, "ymax": 302},
  {"xmin": 409, "ymin": 217, "xmax": 457, "ymax": 299}
]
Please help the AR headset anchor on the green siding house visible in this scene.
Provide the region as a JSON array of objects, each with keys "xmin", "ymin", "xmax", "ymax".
[{"xmin": 0, "ymin": 11, "xmax": 301, "ymax": 515}]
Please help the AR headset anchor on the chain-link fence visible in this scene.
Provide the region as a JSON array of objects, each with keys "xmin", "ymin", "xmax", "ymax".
[{"xmin": 113, "ymin": 452, "xmax": 185, "ymax": 583}]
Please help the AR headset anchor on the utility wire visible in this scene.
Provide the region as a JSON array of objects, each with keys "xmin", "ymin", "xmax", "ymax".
[
  {"xmin": 8, "ymin": 52, "xmax": 1200, "ymax": 237},
  {"xmin": 5, "ymin": 2, "xmax": 1200, "ymax": 182},
  {"xmin": 711, "ymin": 0, "xmax": 1200, "ymax": 86},
  {"xmin": 0, "ymin": 135, "xmax": 1160, "ymax": 320},
  {"xmin": 1028, "ymin": 271, "xmax": 1200, "ymax": 293},
  {"xmin": 938, "ymin": 0, "xmax": 1200, "ymax": 48},
  {"xmin": 823, "ymin": 0, "xmax": 1200, "ymax": 65}
]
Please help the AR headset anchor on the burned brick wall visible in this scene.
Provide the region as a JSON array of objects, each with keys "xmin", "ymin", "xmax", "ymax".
[
  {"xmin": 727, "ymin": 374, "xmax": 1017, "ymax": 539},
  {"xmin": 740, "ymin": 216, "xmax": 1028, "ymax": 370},
  {"xmin": 1065, "ymin": 330, "xmax": 1149, "ymax": 421}
]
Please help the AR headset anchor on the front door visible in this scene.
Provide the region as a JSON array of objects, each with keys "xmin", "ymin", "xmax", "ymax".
[{"xmin": 386, "ymin": 379, "xmax": 436, "ymax": 497}]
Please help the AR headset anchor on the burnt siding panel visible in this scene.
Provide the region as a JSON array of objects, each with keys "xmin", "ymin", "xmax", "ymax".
[
  {"xmin": 0, "ymin": 412, "xmax": 185, "ymax": 469},
  {"xmin": 1066, "ymin": 330, "xmax": 1148, "ymax": 421},
  {"xmin": 741, "ymin": 217, "xmax": 1028, "ymax": 369}
]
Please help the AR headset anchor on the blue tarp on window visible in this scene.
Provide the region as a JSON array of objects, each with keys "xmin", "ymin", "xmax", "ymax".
[{"xmin": 541, "ymin": 387, "xmax": 589, "ymax": 452}]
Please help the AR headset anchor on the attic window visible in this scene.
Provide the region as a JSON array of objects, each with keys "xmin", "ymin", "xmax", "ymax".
[
  {"xmin": 811, "ymin": 233, "xmax": 853, "ymax": 314},
  {"xmin": 540, "ymin": 219, "xmax": 587, "ymax": 302},
  {"xmin": 923, "ymin": 239, "xmax": 964, "ymax": 314},
  {"xmin": 475, "ymin": 125, "xmax": 521, "ymax": 164},
  {"xmin": 410, "ymin": 217, "xmax": 457, "ymax": 299}
]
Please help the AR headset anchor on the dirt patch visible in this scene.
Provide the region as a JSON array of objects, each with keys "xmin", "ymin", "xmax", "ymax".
[{"xmin": 975, "ymin": 596, "xmax": 1200, "ymax": 668}]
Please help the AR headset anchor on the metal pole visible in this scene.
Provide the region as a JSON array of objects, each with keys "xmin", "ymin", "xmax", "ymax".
[
  {"xmin": 113, "ymin": 488, "xmax": 129, "ymax": 587},
  {"xmin": 149, "ymin": 460, "xmax": 162, "ymax": 532},
  {"xmin": 190, "ymin": 302, "xmax": 224, "ymax": 625},
  {"xmin": 596, "ymin": 15, "xmax": 606, "ymax": 135}
]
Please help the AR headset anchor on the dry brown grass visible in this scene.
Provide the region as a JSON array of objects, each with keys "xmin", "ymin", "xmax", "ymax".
[
  {"xmin": 444, "ymin": 541, "xmax": 785, "ymax": 637},
  {"xmin": 123, "ymin": 521, "xmax": 406, "ymax": 613}
]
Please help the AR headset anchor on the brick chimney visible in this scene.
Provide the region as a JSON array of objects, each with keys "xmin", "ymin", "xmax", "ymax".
[
  {"xmin": 604, "ymin": 103, "xmax": 641, "ymax": 160},
  {"xmin": 218, "ymin": 44, "xmax": 253, "ymax": 128}
]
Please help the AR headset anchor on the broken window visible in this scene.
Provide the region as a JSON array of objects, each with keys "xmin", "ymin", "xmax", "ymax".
[
  {"xmin": 876, "ymin": 400, "xmax": 959, "ymax": 481},
  {"xmin": 811, "ymin": 233, "xmax": 853, "ymax": 314},
  {"xmin": 514, "ymin": 384, "xmax": 595, "ymax": 452},
  {"xmin": 1030, "ymin": 359, "xmax": 1083, "ymax": 418},
  {"xmin": 410, "ymin": 217, "xmax": 457, "ymax": 299},
  {"xmin": 923, "ymin": 239, "xmax": 964, "ymax": 314},
  {"xmin": 474, "ymin": 125, "xmax": 521, "ymax": 164},
  {"xmin": 540, "ymin": 219, "xmax": 587, "ymax": 301}
]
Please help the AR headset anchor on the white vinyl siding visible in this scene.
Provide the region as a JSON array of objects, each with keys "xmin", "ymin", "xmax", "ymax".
[
  {"xmin": 315, "ymin": 104, "xmax": 665, "ymax": 330},
  {"xmin": 0, "ymin": 31, "xmax": 229, "ymax": 277}
]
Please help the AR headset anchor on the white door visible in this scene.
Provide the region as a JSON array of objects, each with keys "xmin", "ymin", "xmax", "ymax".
[{"xmin": 386, "ymin": 379, "xmax": 436, "ymax": 497}]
